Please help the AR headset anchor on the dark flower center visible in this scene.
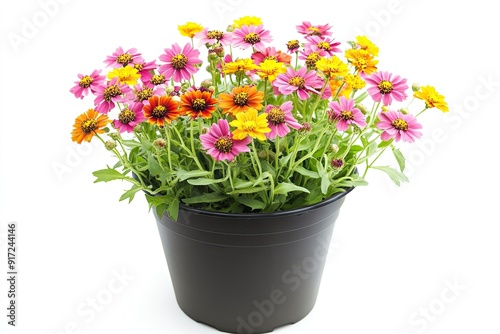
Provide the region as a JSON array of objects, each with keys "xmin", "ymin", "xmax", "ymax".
[
  {"xmin": 214, "ymin": 136, "xmax": 233, "ymax": 153},
  {"xmin": 317, "ymin": 41, "xmax": 331, "ymax": 51},
  {"xmin": 103, "ymin": 85, "xmax": 122, "ymax": 102},
  {"xmin": 134, "ymin": 63, "xmax": 144, "ymax": 71},
  {"xmin": 207, "ymin": 30, "xmax": 224, "ymax": 40},
  {"xmin": 233, "ymin": 92, "xmax": 249, "ymax": 106},
  {"xmin": 79, "ymin": 75, "xmax": 93, "ymax": 88},
  {"xmin": 340, "ymin": 110, "xmax": 354, "ymax": 121},
  {"xmin": 378, "ymin": 80, "xmax": 393, "ymax": 94},
  {"xmin": 152, "ymin": 105, "xmax": 167, "ymax": 118},
  {"xmin": 192, "ymin": 98, "xmax": 207, "ymax": 111},
  {"xmin": 305, "ymin": 52, "xmax": 320, "ymax": 69},
  {"xmin": 391, "ymin": 118, "xmax": 408, "ymax": 131},
  {"xmin": 244, "ymin": 33, "xmax": 261, "ymax": 45},
  {"xmin": 118, "ymin": 109, "xmax": 136, "ymax": 124},
  {"xmin": 150, "ymin": 74, "xmax": 166, "ymax": 85},
  {"xmin": 81, "ymin": 119, "xmax": 97, "ymax": 133},
  {"xmin": 171, "ymin": 54, "xmax": 188, "ymax": 70},
  {"xmin": 287, "ymin": 40, "xmax": 300, "ymax": 50},
  {"xmin": 267, "ymin": 107, "xmax": 285, "ymax": 125},
  {"xmin": 136, "ymin": 88, "xmax": 153, "ymax": 102},
  {"xmin": 288, "ymin": 76, "xmax": 305, "ymax": 89},
  {"xmin": 116, "ymin": 53, "xmax": 132, "ymax": 66}
]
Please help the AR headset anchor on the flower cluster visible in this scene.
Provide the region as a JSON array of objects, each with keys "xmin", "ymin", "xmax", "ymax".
[{"xmin": 69, "ymin": 16, "xmax": 448, "ymax": 220}]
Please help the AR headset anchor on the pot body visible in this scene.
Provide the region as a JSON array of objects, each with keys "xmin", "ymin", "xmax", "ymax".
[{"xmin": 153, "ymin": 188, "xmax": 353, "ymax": 333}]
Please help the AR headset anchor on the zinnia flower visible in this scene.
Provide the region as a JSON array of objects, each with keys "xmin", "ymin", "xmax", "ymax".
[
  {"xmin": 179, "ymin": 90, "xmax": 218, "ymax": 119},
  {"xmin": 70, "ymin": 69, "xmax": 105, "ymax": 99},
  {"xmin": 178, "ymin": 22, "xmax": 203, "ymax": 38},
  {"xmin": 233, "ymin": 16, "xmax": 263, "ymax": 29},
  {"xmin": 113, "ymin": 102, "xmax": 145, "ymax": 133},
  {"xmin": 200, "ymin": 119, "xmax": 251, "ymax": 162},
  {"xmin": 286, "ymin": 40, "xmax": 300, "ymax": 53},
  {"xmin": 377, "ymin": 110, "xmax": 422, "ymax": 143},
  {"xmin": 345, "ymin": 49, "xmax": 378, "ymax": 75},
  {"xmin": 273, "ymin": 66, "xmax": 324, "ymax": 100},
  {"xmin": 158, "ymin": 43, "xmax": 202, "ymax": 82},
  {"xmin": 355, "ymin": 35, "xmax": 379, "ymax": 56},
  {"xmin": 71, "ymin": 108, "xmax": 110, "ymax": 144},
  {"xmin": 133, "ymin": 59, "xmax": 157, "ymax": 84},
  {"xmin": 195, "ymin": 27, "xmax": 232, "ymax": 46},
  {"xmin": 328, "ymin": 96, "xmax": 367, "ymax": 131},
  {"xmin": 93, "ymin": 77, "xmax": 132, "ymax": 114},
  {"xmin": 304, "ymin": 36, "xmax": 341, "ymax": 56},
  {"xmin": 107, "ymin": 66, "xmax": 141, "ymax": 86},
  {"xmin": 264, "ymin": 101, "xmax": 301, "ymax": 139},
  {"xmin": 296, "ymin": 21, "xmax": 333, "ymax": 37},
  {"xmin": 218, "ymin": 85, "xmax": 264, "ymax": 115},
  {"xmin": 315, "ymin": 55, "xmax": 349, "ymax": 79},
  {"xmin": 230, "ymin": 108, "xmax": 271, "ymax": 141},
  {"xmin": 231, "ymin": 24, "xmax": 272, "ymax": 51},
  {"xmin": 143, "ymin": 95, "xmax": 181, "ymax": 126},
  {"xmin": 132, "ymin": 83, "xmax": 164, "ymax": 103},
  {"xmin": 413, "ymin": 85, "xmax": 449, "ymax": 112},
  {"xmin": 256, "ymin": 59, "xmax": 286, "ymax": 82},
  {"xmin": 104, "ymin": 47, "xmax": 143, "ymax": 68},
  {"xmin": 365, "ymin": 71, "xmax": 409, "ymax": 105},
  {"xmin": 223, "ymin": 58, "xmax": 257, "ymax": 76},
  {"xmin": 251, "ymin": 47, "xmax": 292, "ymax": 66}
]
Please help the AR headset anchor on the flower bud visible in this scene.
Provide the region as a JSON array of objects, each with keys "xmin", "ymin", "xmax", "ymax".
[
  {"xmin": 331, "ymin": 158, "xmax": 344, "ymax": 169},
  {"xmin": 213, "ymin": 46, "xmax": 225, "ymax": 57},
  {"xmin": 208, "ymin": 86, "xmax": 216, "ymax": 93},
  {"xmin": 208, "ymin": 52, "xmax": 219, "ymax": 62},
  {"xmin": 381, "ymin": 105, "xmax": 389, "ymax": 112},
  {"xmin": 330, "ymin": 144, "xmax": 339, "ymax": 153},
  {"xmin": 201, "ymin": 79, "xmax": 213, "ymax": 88},
  {"xmin": 165, "ymin": 85, "xmax": 175, "ymax": 94},
  {"xmin": 412, "ymin": 83, "xmax": 421, "ymax": 92},
  {"xmin": 356, "ymin": 104, "xmax": 368, "ymax": 114},
  {"xmin": 133, "ymin": 123, "xmax": 143, "ymax": 133},
  {"xmin": 153, "ymin": 138, "xmax": 167, "ymax": 149},
  {"xmin": 105, "ymin": 140, "xmax": 116, "ymax": 150},
  {"xmin": 109, "ymin": 132, "xmax": 120, "ymax": 140},
  {"xmin": 258, "ymin": 150, "xmax": 268, "ymax": 159},
  {"xmin": 299, "ymin": 122, "xmax": 311, "ymax": 133},
  {"xmin": 400, "ymin": 107, "xmax": 410, "ymax": 115},
  {"xmin": 226, "ymin": 25, "xmax": 235, "ymax": 32}
]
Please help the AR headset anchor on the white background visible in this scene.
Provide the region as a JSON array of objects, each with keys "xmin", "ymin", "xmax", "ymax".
[{"xmin": 1, "ymin": 0, "xmax": 499, "ymax": 333}]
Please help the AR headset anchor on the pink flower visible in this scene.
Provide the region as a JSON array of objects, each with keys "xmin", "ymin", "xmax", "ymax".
[
  {"xmin": 328, "ymin": 96, "xmax": 367, "ymax": 131},
  {"xmin": 365, "ymin": 71, "xmax": 408, "ymax": 105},
  {"xmin": 304, "ymin": 36, "xmax": 341, "ymax": 56},
  {"xmin": 200, "ymin": 119, "xmax": 251, "ymax": 162},
  {"xmin": 113, "ymin": 102, "xmax": 145, "ymax": 133},
  {"xmin": 93, "ymin": 77, "xmax": 132, "ymax": 114},
  {"xmin": 104, "ymin": 47, "xmax": 143, "ymax": 68},
  {"xmin": 159, "ymin": 43, "xmax": 202, "ymax": 83},
  {"xmin": 231, "ymin": 24, "xmax": 272, "ymax": 51},
  {"xmin": 132, "ymin": 83, "xmax": 165, "ymax": 104},
  {"xmin": 272, "ymin": 67, "xmax": 324, "ymax": 100},
  {"xmin": 133, "ymin": 59, "xmax": 157, "ymax": 84},
  {"xmin": 195, "ymin": 27, "xmax": 232, "ymax": 46},
  {"xmin": 296, "ymin": 21, "xmax": 333, "ymax": 37},
  {"xmin": 377, "ymin": 110, "xmax": 422, "ymax": 143},
  {"xmin": 251, "ymin": 47, "xmax": 292, "ymax": 66},
  {"xmin": 69, "ymin": 69, "xmax": 105, "ymax": 99},
  {"xmin": 264, "ymin": 102, "xmax": 301, "ymax": 139}
]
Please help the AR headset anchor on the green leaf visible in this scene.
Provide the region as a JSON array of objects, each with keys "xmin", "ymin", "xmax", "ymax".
[
  {"xmin": 372, "ymin": 166, "xmax": 409, "ymax": 186},
  {"xmin": 294, "ymin": 166, "xmax": 319, "ymax": 179},
  {"xmin": 187, "ymin": 177, "xmax": 226, "ymax": 186},
  {"xmin": 392, "ymin": 148, "xmax": 406, "ymax": 172},
  {"xmin": 321, "ymin": 173, "xmax": 330, "ymax": 195},
  {"xmin": 167, "ymin": 197, "xmax": 180, "ymax": 221},
  {"xmin": 228, "ymin": 186, "xmax": 268, "ymax": 195},
  {"xmin": 176, "ymin": 169, "xmax": 212, "ymax": 181},
  {"xmin": 147, "ymin": 153, "xmax": 163, "ymax": 177},
  {"xmin": 274, "ymin": 182, "xmax": 310, "ymax": 195},
  {"xmin": 237, "ymin": 197, "xmax": 266, "ymax": 210},
  {"xmin": 182, "ymin": 193, "xmax": 227, "ymax": 204},
  {"xmin": 93, "ymin": 168, "xmax": 128, "ymax": 183},
  {"xmin": 119, "ymin": 185, "xmax": 142, "ymax": 203}
]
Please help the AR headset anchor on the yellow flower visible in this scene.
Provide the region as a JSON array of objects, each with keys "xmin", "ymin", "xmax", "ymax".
[
  {"xmin": 178, "ymin": 22, "xmax": 203, "ymax": 38},
  {"xmin": 355, "ymin": 36, "xmax": 379, "ymax": 56},
  {"xmin": 107, "ymin": 66, "xmax": 140, "ymax": 86},
  {"xmin": 223, "ymin": 58, "xmax": 257, "ymax": 75},
  {"xmin": 316, "ymin": 56, "xmax": 349, "ymax": 78},
  {"xmin": 344, "ymin": 74, "xmax": 366, "ymax": 90},
  {"xmin": 230, "ymin": 108, "xmax": 270, "ymax": 141},
  {"xmin": 345, "ymin": 49, "xmax": 378, "ymax": 75},
  {"xmin": 233, "ymin": 16, "xmax": 263, "ymax": 29},
  {"xmin": 256, "ymin": 59, "xmax": 286, "ymax": 82},
  {"xmin": 414, "ymin": 85, "xmax": 449, "ymax": 112}
]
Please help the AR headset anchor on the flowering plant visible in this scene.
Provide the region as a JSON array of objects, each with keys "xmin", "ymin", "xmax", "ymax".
[{"xmin": 69, "ymin": 16, "xmax": 448, "ymax": 220}]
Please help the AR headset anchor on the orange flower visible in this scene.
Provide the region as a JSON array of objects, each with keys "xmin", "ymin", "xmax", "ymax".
[
  {"xmin": 179, "ymin": 90, "xmax": 218, "ymax": 119},
  {"xmin": 71, "ymin": 109, "xmax": 110, "ymax": 144},
  {"xmin": 218, "ymin": 85, "xmax": 264, "ymax": 116},
  {"xmin": 345, "ymin": 49, "xmax": 378, "ymax": 75},
  {"xmin": 143, "ymin": 95, "xmax": 181, "ymax": 126}
]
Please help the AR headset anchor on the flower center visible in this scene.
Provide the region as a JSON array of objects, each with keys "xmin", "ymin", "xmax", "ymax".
[
  {"xmin": 288, "ymin": 76, "xmax": 305, "ymax": 89},
  {"xmin": 150, "ymin": 74, "xmax": 166, "ymax": 85},
  {"xmin": 118, "ymin": 109, "xmax": 136, "ymax": 124},
  {"xmin": 378, "ymin": 80, "xmax": 394, "ymax": 94},
  {"xmin": 79, "ymin": 75, "xmax": 93, "ymax": 88},
  {"xmin": 152, "ymin": 105, "xmax": 167, "ymax": 118},
  {"xmin": 307, "ymin": 27, "xmax": 321, "ymax": 36},
  {"xmin": 242, "ymin": 121, "xmax": 257, "ymax": 131},
  {"xmin": 391, "ymin": 118, "xmax": 408, "ymax": 131},
  {"xmin": 192, "ymin": 98, "xmax": 207, "ymax": 111},
  {"xmin": 267, "ymin": 107, "xmax": 285, "ymax": 125},
  {"xmin": 81, "ymin": 119, "xmax": 97, "ymax": 133},
  {"xmin": 103, "ymin": 85, "xmax": 122, "ymax": 102},
  {"xmin": 207, "ymin": 30, "xmax": 224, "ymax": 40},
  {"xmin": 287, "ymin": 40, "xmax": 300, "ymax": 50},
  {"xmin": 233, "ymin": 92, "xmax": 249, "ymax": 106},
  {"xmin": 305, "ymin": 52, "xmax": 320, "ymax": 69},
  {"xmin": 214, "ymin": 136, "xmax": 233, "ymax": 153},
  {"xmin": 244, "ymin": 33, "xmax": 261, "ymax": 45},
  {"xmin": 116, "ymin": 53, "xmax": 132, "ymax": 66},
  {"xmin": 264, "ymin": 55, "xmax": 277, "ymax": 62},
  {"xmin": 340, "ymin": 110, "xmax": 354, "ymax": 121},
  {"xmin": 136, "ymin": 88, "xmax": 153, "ymax": 101},
  {"xmin": 317, "ymin": 41, "xmax": 331, "ymax": 51},
  {"xmin": 171, "ymin": 54, "xmax": 188, "ymax": 70},
  {"xmin": 134, "ymin": 63, "xmax": 144, "ymax": 71}
]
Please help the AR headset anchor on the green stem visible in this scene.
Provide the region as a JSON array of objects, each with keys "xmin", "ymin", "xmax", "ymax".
[
  {"xmin": 251, "ymin": 140, "xmax": 263, "ymax": 176},
  {"xmin": 164, "ymin": 127, "xmax": 173, "ymax": 170}
]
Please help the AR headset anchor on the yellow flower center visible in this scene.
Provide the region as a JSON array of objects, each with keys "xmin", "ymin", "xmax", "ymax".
[
  {"xmin": 317, "ymin": 41, "xmax": 331, "ymax": 51},
  {"xmin": 287, "ymin": 40, "xmax": 300, "ymax": 50},
  {"xmin": 116, "ymin": 53, "xmax": 132, "ymax": 66},
  {"xmin": 288, "ymin": 76, "xmax": 305, "ymax": 89},
  {"xmin": 267, "ymin": 107, "xmax": 285, "ymax": 125},
  {"xmin": 150, "ymin": 74, "xmax": 166, "ymax": 85},
  {"xmin": 244, "ymin": 33, "xmax": 261, "ymax": 45},
  {"xmin": 264, "ymin": 55, "xmax": 277, "ymax": 62},
  {"xmin": 207, "ymin": 30, "xmax": 224, "ymax": 40},
  {"xmin": 378, "ymin": 80, "xmax": 393, "ymax": 94},
  {"xmin": 134, "ymin": 63, "xmax": 144, "ymax": 71},
  {"xmin": 118, "ymin": 109, "xmax": 136, "ymax": 124},
  {"xmin": 81, "ymin": 119, "xmax": 97, "ymax": 133},
  {"xmin": 79, "ymin": 75, "xmax": 93, "ymax": 88},
  {"xmin": 233, "ymin": 92, "xmax": 249, "ymax": 106},
  {"xmin": 340, "ymin": 110, "xmax": 354, "ymax": 121},
  {"xmin": 152, "ymin": 105, "xmax": 167, "ymax": 118},
  {"xmin": 391, "ymin": 118, "xmax": 408, "ymax": 131},
  {"xmin": 242, "ymin": 121, "xmax": 257, "ymax": 131},
  {"xmin": 192, "ymin": 98, "xmax": 207, "ymax": 111},
  {"xmin": 171, "ymin": 54, "xmax": 188, "ymax": 70},
  {"xmin": 136, "ymin": 88, "xmax": 153, "ymax": 101},
  {"xmin": 214, "ymin": 136, "xmax": 233, "ymax": 153},
  {"xmin": 305, "ymin": 52, "xmax": 320, "ymax": 69},
  {"xmin": 103, "ymin": 85, "xmax": 122, "ymax": 102},
  {"xmin": 307, "ymin": 27, "xmax": 321, "ymax": 36}
]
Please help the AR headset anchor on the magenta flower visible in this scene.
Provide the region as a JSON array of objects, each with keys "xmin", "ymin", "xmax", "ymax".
[
  {"xmin": 113, "ymin": 102, "xmax": 145, "ymax": 133},
  {"xmin": 132, "ymin": 83, "xmax": 165, "ymax": 104},
  {"xmin": 328, "ymin": 96, "xmax": 367, "ymax": 131},
  {"xmin": 104, "ymin": 47, "xmax": 144, "ymax": 68},
  {"xmin": 304, "ymin": 36, "xmax": 342, "ymax": 56},
  {"xmin": 195, "ymin": 27, "xmax": 232, "ymax": 46},
  {"xmin": 365, "ymin": 71, "xmax": 408, "ymax": 105},
  {"xmin": 377, "ymin": 110, "xmax": 423, "ymax": 143},
  {"xmin": 70, "ymin": 69, "xmax": 105, "ymax": 99},
  {"xmin": 264, "ymin": 102, "xmax": 301, "ymax": 139},
  {"xmin": 133, "ymin": 59, "xmax": 157, "ymax": 84},
  {"xmin": 296, "ymin": 21, "xmax": 333, "ymax": 37},
  {"xmin": 231, "ymin": 24, "xmax": 272, "ymax": 51},
  {"xmin": 158, "ymin": 43, "xmax": 202, "ymax": 83},
  {"xmin": 93, "ymin": 77, "xmax": 132, "ymax": 114},
  {"xmin": 200, "ymin": 119, "xmax": 251, "ymax": 162},
  {"xmin": 273, "ymin": 67, "xmax": 324, "ymax": 100}
]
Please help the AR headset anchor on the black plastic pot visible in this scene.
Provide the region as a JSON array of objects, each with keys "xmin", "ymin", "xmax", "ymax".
[{"xmin": 153, "ymin": 188, "xmax": 354, "ymax": 333}]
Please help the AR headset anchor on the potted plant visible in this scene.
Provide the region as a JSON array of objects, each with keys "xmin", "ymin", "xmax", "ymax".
[{"xmin": 69, "ymin": 16, "xmax": 448, "ymax": 333}]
